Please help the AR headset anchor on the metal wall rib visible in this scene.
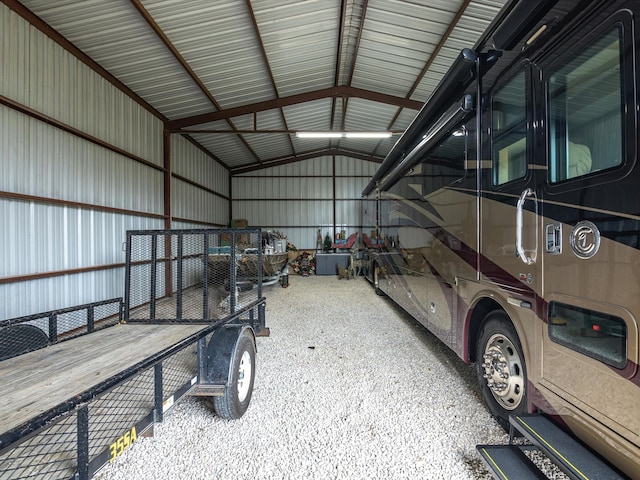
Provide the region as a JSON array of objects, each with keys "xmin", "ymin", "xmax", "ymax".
[
  {"xmin": 232, "ymin": 155, "xmax": 378, "ymax": 250},
  {"xmin": 1, "ymin": 4, "xmax": 165, "ymax": 319}
]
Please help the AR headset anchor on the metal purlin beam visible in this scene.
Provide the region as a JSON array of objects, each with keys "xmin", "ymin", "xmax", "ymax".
[
  {"xmin": 330, "ymin": 0, "xmax": 369, "ymax": 137},
  {"xmin": 230, "ymin": 146, "xmax": 383, "ymax": 175},
  {"xmin": 169, "ymin": 86, "xmax": 422, "ymax": 129},
  {"xmin": 244, "ymin": 0, "xmax": 296, "ymax": 157},
  {"xmin": 129, "ymin": 0, "xmax": 263, "ymax": 166}
]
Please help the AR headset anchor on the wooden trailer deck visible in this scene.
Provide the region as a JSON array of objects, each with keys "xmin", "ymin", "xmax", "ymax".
[{"xmin": 0, "ymin": 322, "xmax": 205, "ymax": 438}]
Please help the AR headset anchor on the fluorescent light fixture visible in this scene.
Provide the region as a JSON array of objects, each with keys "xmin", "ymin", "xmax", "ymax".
[
  {"xmin": 296, "ymin": 132, "xmax": 343, "ymax": 138},
  {"xmin": 296, "ymin": 132, "xmax": 392, "ymax": 139},
  {"xmin": 345, "ymin": 132, "xmax": 392, "ymax": 139}
]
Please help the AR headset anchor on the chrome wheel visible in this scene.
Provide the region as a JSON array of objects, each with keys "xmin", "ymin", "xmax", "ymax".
[{"xmin": 481, "ymin": 333, "xmax": 524, "ymax": 411}]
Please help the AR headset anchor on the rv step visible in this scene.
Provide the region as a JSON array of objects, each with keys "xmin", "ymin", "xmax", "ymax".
[
  {"xmin": 477, "ymin": 444, "xmax": 548, "ymax": 480},
  {"xmin": 510, "ymin": 414, "xmax": 624, "ymax": 480}
]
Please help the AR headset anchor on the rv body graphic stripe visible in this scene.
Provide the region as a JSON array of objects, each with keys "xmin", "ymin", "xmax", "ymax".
[{"xmin": 383, "ymin": 189, "xmax": 536, "ymax": 292}]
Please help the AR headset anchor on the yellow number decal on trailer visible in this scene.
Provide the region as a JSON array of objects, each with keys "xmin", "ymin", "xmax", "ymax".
[{"xmin": 109, "ymin": 426, "xmax": 138, "ymax": 462}]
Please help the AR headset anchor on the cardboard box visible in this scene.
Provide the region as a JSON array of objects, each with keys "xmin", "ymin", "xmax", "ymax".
[{"xmin": 231, "ymin": 219, "xmax": 248, "ymax": 228}]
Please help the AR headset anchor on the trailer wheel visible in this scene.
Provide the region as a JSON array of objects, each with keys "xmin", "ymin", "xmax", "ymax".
[
  {"xmin": 212, "ymin": 330, "xmax": 256, "ymax": 420},
  {"xmin": 476, "ymin": 311, "xmax": 527, "ymax": 431}
]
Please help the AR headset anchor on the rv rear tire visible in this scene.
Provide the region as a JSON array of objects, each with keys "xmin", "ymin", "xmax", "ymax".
[{"xmin": 476, "ymin": 312, "xmax": 527, "ymax": 431}]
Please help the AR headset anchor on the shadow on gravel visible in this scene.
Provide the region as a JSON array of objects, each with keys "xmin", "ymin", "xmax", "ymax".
[
  {"xmin": 376, "ymin": 289, "xmax": 485, "ymax": 403},
  {"xmin": 369, "ymin": 283, "xmax": 504, "ymax": 480}
]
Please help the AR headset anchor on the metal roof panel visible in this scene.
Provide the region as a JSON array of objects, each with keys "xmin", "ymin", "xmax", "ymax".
[
  {"xmin": 142, "ymin": 0, "xmax": 276, "ymax": 109},
  {"xmin": 21, "ymin": 0, "xmax": 214, "ymax": 120},
  {"xmin": 16, "ymin": 0, "xmax": 510, "ymax": 170},
  {"xmin": 410, "ymin": 0, "xmax": 508, "ymax": 102},
  {"xmin": 350, "ymin": 0, "xmax": 463, "ymax": 97},
  {"xmin": 252, "ymin": 0, "xmax": 340, "ymax": 97}
]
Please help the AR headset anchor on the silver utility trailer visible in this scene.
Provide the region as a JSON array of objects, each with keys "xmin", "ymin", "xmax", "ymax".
[{"xmin": 0, "ymin": 228, "xmax": 268, "ymax": 480}]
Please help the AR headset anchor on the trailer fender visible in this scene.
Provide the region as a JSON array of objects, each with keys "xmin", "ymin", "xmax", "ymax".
[
  {"xmin": 206, "ymin": 324, "xmax": 256, "ymax": 385},
  {"xmin": 0, "ymin": 324, "xmax": 49, "ymax": 361}
]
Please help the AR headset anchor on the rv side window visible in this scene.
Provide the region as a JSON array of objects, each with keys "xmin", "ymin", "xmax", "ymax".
[
  {"xmin": 549, "ymin": 302, "xmax": 627, "ymax": 369},
  {"xmin": 492, "ymin": 71, "xmax": 528, "ymax": 186},
  {"xmin": 548, "ymin": 27, "xmax": 624, "ymax": 182}
]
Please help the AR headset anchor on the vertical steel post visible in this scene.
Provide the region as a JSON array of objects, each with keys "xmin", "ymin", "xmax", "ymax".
[
  {"xmin": 48, "ymin": 314, "xmax": 57, "ymax": 343},
  {"xmin": 163, "ymin": 128, "xmax": 172, "ymax": 230},
  {"xmin": 197, "ymin": 336, "xmax": 207, "ymax": 383},
  {"xmin": 203, "ymin": 233, "xmax": 210, "ymax": 320},
  {"xmin": 259, "ymin": 301, "xmax": 266, "ymax": 331},
  {"xmin": 332, "ymin": 155, "xmax": 337, "ymax": 240},
  {"xmin": 87, "ymin": 306, "xmax": 95, "ymax": 333},
  {"xmin": 163, "ymin": 130, "xmax": 174, "ymax": 300},
  {"xmin": 124, "ymin": 232, "xmax": 133, "ymax": 320},
  {"xmin": 154, "ymin": 363, "xmax": 164, "ymax": 423},
  {"xmin": 150, "ymin": 234, "xmax": 158, "ymax": 320},
  {"xmin": 176, "ymin": 233, "xmax": 183, "ymax": 320},
  {"xmin": 229, "ymin": 232, "xmax": 236, "ymax": 314},
  {"xmin": 257, "ymin": 230, "xmax": 263, "ymax": 302},
  {"xmin": 77, "ymin": 406, "xmax": 90, "ymax": 480}
]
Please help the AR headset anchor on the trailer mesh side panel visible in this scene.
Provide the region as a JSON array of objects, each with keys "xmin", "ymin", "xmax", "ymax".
[
  {"xmin": 0, "ymin": 347, "xmax": 199, "ymax": 480},
  {"xmin": 162, "ymin": 343, "xmax": 199, "ymax": 399},
  {"xmin": 87, "ymin": 369, "xmax": 156, "ymax": 459},
  {"xmin": 0, "ymin": 299, "xmax": 122, "ymax": 362},
  {"xmin": 0, "ymin": 414, "xmax": 77, "ymax": 480}
]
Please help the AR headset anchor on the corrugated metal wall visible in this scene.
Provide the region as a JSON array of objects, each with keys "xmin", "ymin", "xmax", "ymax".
[
  {"xmin": 0, "ymin": 4, "xmax": 229, "ymax": 319},
  {"xmin": 1, "ymin": 0, "xmax": 380, "ymax": 320},
  {"xmin": 232, "ymin": 155, "xmax": 379, "ymax": 250},
  {"xmin": 170, "ymin": 134, "xmax": 229, "ymax": 227}
]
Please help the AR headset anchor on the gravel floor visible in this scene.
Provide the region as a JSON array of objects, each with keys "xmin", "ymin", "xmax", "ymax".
[{"xmin": 94, "ymin": 274, "xmax": 512, "ymax": 480}]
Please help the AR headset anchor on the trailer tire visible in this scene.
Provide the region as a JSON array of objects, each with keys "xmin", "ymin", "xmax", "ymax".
[
  {"xmin": 476, "ymin": 311, "xmax": 527, "ymax": 432},
  {"xmin": 212, "ymin": 330, "xmax": 256, "ymax": 420}
]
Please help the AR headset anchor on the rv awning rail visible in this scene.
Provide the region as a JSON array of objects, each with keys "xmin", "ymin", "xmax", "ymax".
[
  {"xmin": 361, "ymin": 51, "xmax": 476, "ymax": 197},
  {"xmin": 361, "ymin": 0, "xmax": 560, "ymax": 197},
  {"xmin": 377, "ymin": 95, "xmax": 474, "ymax": 193}
]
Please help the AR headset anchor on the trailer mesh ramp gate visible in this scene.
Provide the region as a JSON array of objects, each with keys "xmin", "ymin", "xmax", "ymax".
[{"xmin": 0, "ymin": 228, "xmax": 267, "ymax": 480}]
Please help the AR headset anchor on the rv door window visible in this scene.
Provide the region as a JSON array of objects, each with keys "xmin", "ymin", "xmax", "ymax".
[
  {"xmin": 492, "ymin": 71, "xmax": 528, "ymax": 186},
  {"xmin": 548, "ymin": 27, "xmax": 624, "ymax": 183}
]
